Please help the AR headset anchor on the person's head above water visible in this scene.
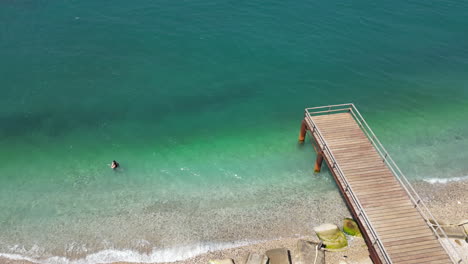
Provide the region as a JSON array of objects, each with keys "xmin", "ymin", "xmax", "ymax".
[{"xmin": 111, "ymin": 160, "xmax": 119, "ymax": 169}]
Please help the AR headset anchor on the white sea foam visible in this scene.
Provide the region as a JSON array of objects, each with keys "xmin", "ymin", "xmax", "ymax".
[
  {"xmin": 423, "ymin": 175, "xmax": 468, "ymax": 184},
  {"xmin": 0, "ymin": 240, "xmax": 257, "ymax": 264}
]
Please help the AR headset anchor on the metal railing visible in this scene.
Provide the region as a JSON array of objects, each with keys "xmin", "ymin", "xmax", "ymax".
[{"xmin": 304, "ymin": 103, "xmax": 463, "ymax": 264}]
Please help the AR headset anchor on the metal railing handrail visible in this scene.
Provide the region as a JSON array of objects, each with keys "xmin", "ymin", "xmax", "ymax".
[
  {"xmin": 305, "ymin": 103, "xmax": 463, "ymax": 264},
  {"xmin": 304, "ymin": 109, "xmax": 393, "ymax": 263},
  {"xmin": 348, "ymin": 104, "xmax": 463, "ymax": 264}
]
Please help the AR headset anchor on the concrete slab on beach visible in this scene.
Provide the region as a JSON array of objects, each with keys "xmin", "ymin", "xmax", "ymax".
[
  {"xmin": 294, "ymin": 240, "xmax": 324, "ymax": 264},
  {"xmin": 265, "ymin": 248, "xmax": 290, "ymax": 264},
  {"xmin": 245, "ymin": 253, "xmax": 268, "ymax": 264}
]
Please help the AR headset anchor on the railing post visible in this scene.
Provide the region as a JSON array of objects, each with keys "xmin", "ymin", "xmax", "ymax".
[{"xmin": 382, "ymin": 153, "xmax": 387, "ymax": 162}]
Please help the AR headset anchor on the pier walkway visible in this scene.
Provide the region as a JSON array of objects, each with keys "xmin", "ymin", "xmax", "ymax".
[{"xmin": 299, "ymin": 104, "xmax": 462, "ymax": 264}]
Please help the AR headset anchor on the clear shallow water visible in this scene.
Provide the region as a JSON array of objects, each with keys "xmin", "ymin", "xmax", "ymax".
[{"xmin": 1, "ymin": 0, "xmax": 468, "ymax": 262}]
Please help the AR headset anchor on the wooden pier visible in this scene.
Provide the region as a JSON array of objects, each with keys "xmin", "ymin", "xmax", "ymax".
[{"xmin": 299, "ymin": 104, "xmax": 462, "ymax": 264}]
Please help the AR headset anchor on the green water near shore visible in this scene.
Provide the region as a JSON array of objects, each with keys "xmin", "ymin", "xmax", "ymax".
[{"xmin": 1, "ymin": 0, "xmax": 468, "ymax": 261}]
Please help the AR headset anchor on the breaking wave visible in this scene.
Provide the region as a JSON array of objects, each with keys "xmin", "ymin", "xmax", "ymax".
[
  {"xmin": 0, "ymin": 240, "xmax": 257, "ymax": 264},
  {"xmin": 423, "ymin": 175, "xmax": 468, "ymax": 184}
]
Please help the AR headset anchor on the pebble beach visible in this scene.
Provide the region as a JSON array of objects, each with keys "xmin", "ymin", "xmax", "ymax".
[
  {"xmin": 150, "ymin": 179, "xmax": 468, "ymax": 264},
  {"xmin": 1, "ymin": 179, "xmax": 465, "ymax": 264}
]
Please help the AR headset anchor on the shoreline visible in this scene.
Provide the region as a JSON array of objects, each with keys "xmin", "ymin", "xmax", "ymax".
[
  {"xmin": 1, "ymin": 179, "xmax": 466, "ymax": 264},
  {"xmin": 141, "ymin": 179, "xmax": 468, "ymax": 264}
]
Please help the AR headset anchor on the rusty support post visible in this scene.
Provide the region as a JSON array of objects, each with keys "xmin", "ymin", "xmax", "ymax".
[
  {"xmin": 314, "ymin": 152, "xmax": 324, "ymax": 172},
  {"xmin": 298, "ymin": 119, "xmax": 307, "ymax": 142}
]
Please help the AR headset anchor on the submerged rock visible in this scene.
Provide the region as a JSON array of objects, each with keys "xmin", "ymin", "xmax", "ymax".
[
  {"xmin": 343, "ymin": 218, "xmax": 362, "ymax": 237},
  {"xmin": 313, "ymin": 223, "xmax": 348, "ymax": 250},
  {"xmin": 265, "ymin": 248, "xmax": 290, "ymax": 264},
  {"xmin": 245, "ymin": 253, "xmax": 268, "ymax": 264},
  {"xmin": 294, "ymin": 239, "xmax": 325, "ymax": 264},
  {"xmin": 208, "ymin": 259, "xmax": 234, "ymax": 264}
]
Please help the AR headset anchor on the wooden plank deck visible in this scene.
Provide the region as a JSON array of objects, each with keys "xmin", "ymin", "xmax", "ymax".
[{"xmin": 303, "ymin": 111, "xmax": 453, "ymax": 264}]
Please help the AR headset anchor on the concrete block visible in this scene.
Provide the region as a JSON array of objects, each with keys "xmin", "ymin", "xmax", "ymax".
[
  {"xmin": 439, "ymin": 225, "xmax": 467, "ymax": 239},
  {"xmin": 208, "ymin": 259, "xmax": 234, "ymax": 264},
  {"xmin": 245, "ymin": 253, "xmax": 268, "ymax": 264},
  {"xmin": 265, "ymin": 248, "xmax": 290, "ymax": 264},
  {"xmin": 295, "ymin": 240, "xmax": 324, "ymax": 264}
]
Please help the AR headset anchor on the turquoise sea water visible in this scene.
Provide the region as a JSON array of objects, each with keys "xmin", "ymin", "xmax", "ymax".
[{"xmin": 1, "ymin": 0, "xmax": 468, "ymax": 262}]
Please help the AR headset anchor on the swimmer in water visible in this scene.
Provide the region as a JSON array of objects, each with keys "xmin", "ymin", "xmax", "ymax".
[{"xmin": 111, "ymin": 160, "xmax": 119, "ymax": 169}]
